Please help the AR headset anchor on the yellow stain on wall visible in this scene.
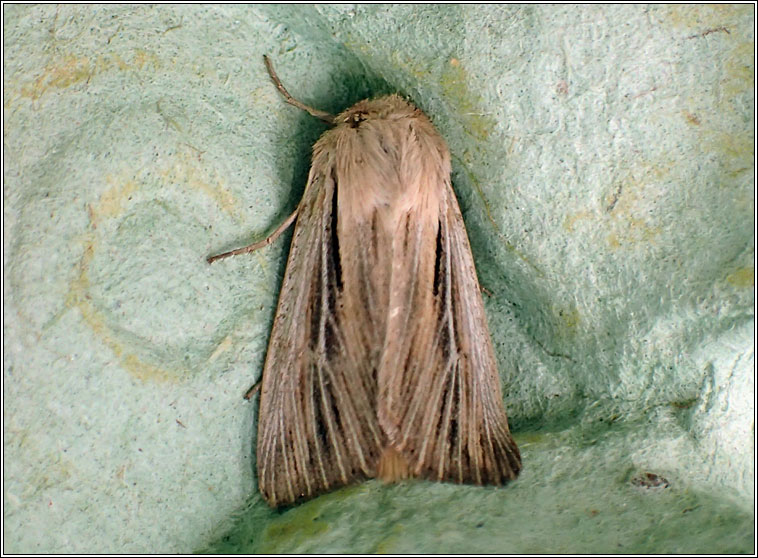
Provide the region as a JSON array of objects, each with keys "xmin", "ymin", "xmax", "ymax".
[
  {"xmin": 569, "ymin": 212, "xmax": 665, "ymax": 255},
  {"xmin": 726, "ymin": 266, "xmax": 754, "ymax": 288},
  {"xmin": 159, "ymin": 151, "xmax": 243, "ymax": 220},
  {"xmin": 18, "ymin": 49, "xmax": 161, "ymax": 101},
  {"xmin": 258, "ymin": 501, "xmax": 330, "ymax": 553},
  {"xmin": 64, "ymin": 149, "xmax": 244, "ymax": 383},
  {"xmin": 557, "ymin": 304, "xmax": 581, "ymax": 332},
  {"xmin": 607, "ymin": 217, "xmax": 663, "ymax": 249},
  {"xmin": 26, "ymin": 55, "xmax": 92, "ymax": 98},
  {"xmin": 92, "ymin": 176, "xmax": 140, "ymax": 222},
  {"xmin": 440, "ymin": 58, "xmax": 495, "ymax": 142},
  {"xmin": 701, "ymin": 128, "xmax": 753, "ymax": 180},
  {"xmin": 660, "ymin": 4, "xmax": 749, "ymax": 30},
  {"xmin": 65, "ymin": 234, "xmax": 179, "ymax": 383},
  {"xmin": 563, "ymin": 210, "xmax": 595, "ymax": 233},
  {"xmin": 723, "ymin": 40, "xmax": 754, "ymax": 97},
  {"xmin": 257, "ymin": 484, "xmax": 368, "ymax": 552}
]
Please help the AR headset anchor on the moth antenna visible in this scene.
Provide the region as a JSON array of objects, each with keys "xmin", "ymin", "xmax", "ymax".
[
  {"xmin": 206, "ymin": 207, "xmax": 298, "ymax": 263},
  {"xmin": 263, "ymin": 55, "xmax": 335, "ymax": 124}
]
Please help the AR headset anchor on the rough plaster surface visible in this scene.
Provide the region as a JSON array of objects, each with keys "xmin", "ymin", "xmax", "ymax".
[{"xmin": 3, "ymin": 4, "xmax": 754, "ymax": 553}]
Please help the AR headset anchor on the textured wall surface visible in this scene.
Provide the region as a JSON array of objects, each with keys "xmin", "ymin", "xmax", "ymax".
[{"xmin": 3, "ymin": 4, "xmax": 754, "ymax": 553}]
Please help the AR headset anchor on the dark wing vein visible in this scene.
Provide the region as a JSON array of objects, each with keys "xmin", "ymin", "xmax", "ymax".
[{"xmin": 257, "ymin": 167, "xmax": 383, "ymax": 507}]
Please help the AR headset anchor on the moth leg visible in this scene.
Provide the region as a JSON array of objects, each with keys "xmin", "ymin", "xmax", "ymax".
[
  {"xmin": 244, "ymin": 380, "xmax": 261, "ymax": 400},
  {"xmin": 263, "ymin": 55, "xmax": 335, "ymax": 124},
  {"xmin": 207, "ymin": 207, "xmax": 298, "ymax": 263}
]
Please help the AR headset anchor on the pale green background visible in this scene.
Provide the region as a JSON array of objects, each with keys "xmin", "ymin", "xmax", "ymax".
[{"xmin": 3, "ymin": 4, "xmax": 754, "ymax": 553}]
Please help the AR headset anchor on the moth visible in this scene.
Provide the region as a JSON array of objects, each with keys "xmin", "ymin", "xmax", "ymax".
[{"xmin": 208, "ymin": 56, "xmax": 521, "ymax": 507}]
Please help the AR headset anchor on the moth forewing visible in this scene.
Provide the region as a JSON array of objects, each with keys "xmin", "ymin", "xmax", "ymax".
[{"xmin": 209, "ymin": 57, "xmax": 520, "ymax": 507}]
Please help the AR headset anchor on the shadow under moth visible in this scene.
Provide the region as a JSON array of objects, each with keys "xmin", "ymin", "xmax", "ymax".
[{"xmin": 208, "ymin": 56, "xmax": 521, "ymax": 508}]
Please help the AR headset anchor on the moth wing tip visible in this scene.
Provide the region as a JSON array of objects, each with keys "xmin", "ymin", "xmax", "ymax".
[{"xmin": 377, "ymin": 446, "xmax": 412, "ymax": 483}]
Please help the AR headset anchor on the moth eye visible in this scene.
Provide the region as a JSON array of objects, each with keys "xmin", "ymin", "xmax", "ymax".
[{"xmin": 348, "ymin": 112, "xmax": 367, "ymax": 128}]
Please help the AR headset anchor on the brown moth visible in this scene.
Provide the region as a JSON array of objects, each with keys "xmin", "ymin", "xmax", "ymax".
[{"xmin": 208, "ymin": 56, "xmax": 521, "ymax": 507}]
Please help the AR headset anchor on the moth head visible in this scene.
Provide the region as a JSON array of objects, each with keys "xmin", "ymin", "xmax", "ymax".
[{"xmin": 336, "ymin": 95, "xmax": 420, "ymax": 128}]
